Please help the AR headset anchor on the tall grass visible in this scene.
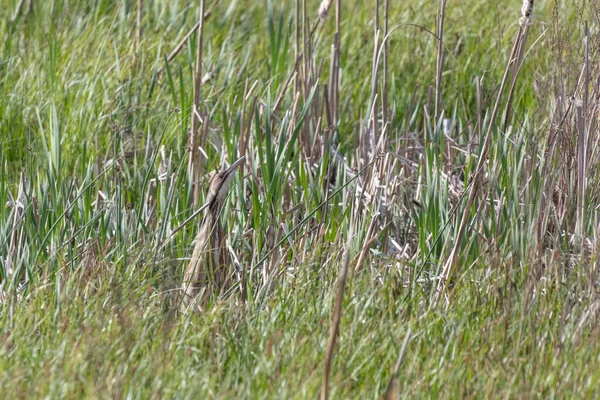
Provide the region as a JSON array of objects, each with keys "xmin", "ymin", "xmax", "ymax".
[{"xmin": 1, "ymin": 0, "xmax": 599, "ymax": 398}]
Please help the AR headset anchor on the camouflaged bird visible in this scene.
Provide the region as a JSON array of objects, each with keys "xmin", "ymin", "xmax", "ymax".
[{"xmin": 180, "ymin": 156, "xmax": 245, "ymax": 312}]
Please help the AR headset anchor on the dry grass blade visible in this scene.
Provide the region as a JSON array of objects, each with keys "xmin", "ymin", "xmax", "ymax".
[
  {"xmin": 382, "ymin": 0, "xmax": 389, "ymax": 129},
  {"xmin": 10, "ymin": 0, "xmax": 33, "ymax": 23},
  {"xmin": 577, "ymin": 22, "xmax": 589, "ymax": 250},
  {"xmin": 384, "ymin": 328, "xmax": 412, "ymax": 400},
  {"xmin": 320, "ymin": 236, "xmax": 351, "ymax": 400},
  {"xmin": 189, "ymin": 0, "xmax": 207, "ymax": 209},
  {"xmin": 435, "ymin": 1, "xmax": 534, "ymax": 305},
  {"xmin": 136, "ymin": 0, "xmax": 142, "ymax": 48},
  {"xmin": 4, "ymin": 172, "xmax": 28, "ymax": 296},
  {"xmin": 434, "ymin": 0, "xmax": 447, "ymax": 120},
  {"xmin": 502, "ymin": 0, "xmax": 535, "ymax": 131},
  {"xmin": 156, "ymin": 6, "xmax": 215, "ymax": 76}
]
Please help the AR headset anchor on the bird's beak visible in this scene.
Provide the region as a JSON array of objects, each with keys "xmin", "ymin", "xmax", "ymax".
[
  {"xmin": 225, "ymin": 155, "xmax": 246, "ymax": 174},
  {"xmin": 218, "ymin": 155, "xmax": 246, "ymax": 189}
]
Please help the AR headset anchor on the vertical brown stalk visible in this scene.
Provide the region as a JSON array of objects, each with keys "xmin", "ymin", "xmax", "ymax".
[
  {"xmin": 133, "ymin": 0, "xmax": 143, "ymax": 118},
  {"xmin": 323, "ymin": 84, "xmax": 332, "ymax": 166},
  {"xmin": 328, "ymin": 43, "xmax": 336, "ymax": 132},
  {"xmin": 189, "ymin": 0, "xmax": 206, "ymax": 208},
  {"xmin": 136, "ymin": 0, "xmax": 142, "ymax": 49},
  {"xmin": 382, "ymin": 0, "xmax": 389, "ymax": 130},
  {"xmin": 302, "ymin": 0, "xmax": 308, "ymax": 100},
  {"xmin": 320, "ymin": 0, "xmax": 341, "ymax": 225},
  {"xmin": 435, "ymin": 1, "xmax": 533, "ymax": 305},
  {"xmin": 434, "ymin": 0, "xmax": 447, "ymax": 121},
  {"xmin": 302, "ymin": 0, "xmax": 309, "ymax": 154},
  {"xmin": 329, "ymin": 38, "xmax": 337, "ymax": 139},
  {"xmin": 370, "ymin": 1, "xmax": 380, "ymax": 150},
  {"xmin": 435, "ymin": 30, "xmax": 521, "ymax": 305},
  {"xmin": 294, "ymin": 0, "xmax": 300, "ymax": 96},
  {"xmin": 320, "ymin": 0, "xmax": 341, "ymax": 135},
  {"xmin": 157, "ymin": 10, "xmax": 213, "ymax": 76},
  {"xmin": 320, "ymin": 237, "xmax": 351, "ymax": 400},
  {"xmin": 576, "ymin": 106, "xmax": 585, "ymax": 245},
  {"xmin": 335, "ymin": 0, "xmax": 341, "ymax": 129},
  {"xmin": 476, "ymin": 76, "xmax": 483, "ymax": 138},
  {"xmin": 577, "ymin": 21, "xmax": 589, "ymax": 251},
  {"xmin": 502, "ymin": 3, "xmax": 534, "ymax": 131},
  {"xmin": 384, "ymin": 328, "xmax": 412, "ymax": 400}
]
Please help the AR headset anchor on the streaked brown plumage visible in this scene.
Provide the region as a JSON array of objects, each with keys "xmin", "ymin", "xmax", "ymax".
[{"xmin": 180, "ymin": 156, "xmax": 245, "ymax": 312}]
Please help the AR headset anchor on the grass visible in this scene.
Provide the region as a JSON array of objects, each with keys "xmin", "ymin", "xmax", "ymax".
[{"xmin": 1, "ymin": 0, "xmax": 600, "ymax": 398}]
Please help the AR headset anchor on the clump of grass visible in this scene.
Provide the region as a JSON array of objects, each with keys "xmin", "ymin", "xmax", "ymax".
[{"xmin": 435, "ymin": 0, "xmax": 536, "ymax": 304}]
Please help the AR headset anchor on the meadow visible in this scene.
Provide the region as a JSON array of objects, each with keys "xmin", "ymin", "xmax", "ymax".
[{"xmin": 1, "ymin": 0, "xmax": 599, "ymax": 398}]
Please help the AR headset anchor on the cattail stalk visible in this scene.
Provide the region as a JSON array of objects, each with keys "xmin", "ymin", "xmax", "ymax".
[
  {"xmin": 320, "ymin": 237, "xmax": 351, "ymax": 400},
  {"xmin": 384, "ymin": 328, "xmax": 412, "ymax": 400},
  {"xmin": 136, "ymin": 0, "xmax": 142, "ymax": 49},
  {"xmin": 156, "ymin": 9, "xmax": 213, "ymax": 76},
  {"xmin": 434, "ymin": 0, "xmax": 448, "ymax": 121},
  {"xmin": 503, "ymin": 0, "xmax": 534, "ymax": 130},
  {"xmin": 435, "ymin": 0, "xmax": 534, "ymax": 305},
  {"xmin": 577, "ymin": 21, "xmax": 589, "ymax": 251},
  {"xmin": 382, "ymin": 0, "xmax": 389, "ymax": 129},
  {"xmin": 189, "ymin": 0, "xmax": 206, "ymax": 208},
  {"xmin": 294, "ymin": 0, "xmax": 300, "ymax": 95}
]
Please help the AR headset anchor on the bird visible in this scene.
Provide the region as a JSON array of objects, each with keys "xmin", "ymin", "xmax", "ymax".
[{"xmin": 180, "ymin": 155, "xmax": 245, "ymax": 312}]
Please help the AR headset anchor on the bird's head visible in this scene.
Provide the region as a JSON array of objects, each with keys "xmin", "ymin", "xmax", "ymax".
[{"xmin": 206, "ymin": 155, "xmax": 246, "ymax": 207}]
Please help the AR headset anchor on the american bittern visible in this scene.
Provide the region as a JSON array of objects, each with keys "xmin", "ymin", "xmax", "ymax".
[{"xmin": 180, "ymin": 156, "xmax": 245, "ymax": 312}]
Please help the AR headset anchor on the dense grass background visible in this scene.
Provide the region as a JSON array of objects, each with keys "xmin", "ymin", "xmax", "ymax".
[{"xmin": 1, "ymin": 0, "xmax": 599, "ymax": 398}]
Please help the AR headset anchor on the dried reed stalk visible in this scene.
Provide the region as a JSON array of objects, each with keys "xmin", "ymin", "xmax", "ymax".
[
  {"xmin": 382, "ymin": 0, "xmax": 389, "ymax": 129},
  {"xmin": 384, "ymin": 328, "xmax": 412, "ymax": 400},
  {"xmin": 156, "ymin": 9, "xmax": 213, "ymax": 76},
  {"xmin": 435, "ymin": 0, "xmax": 534, "ymax": 305},
  {"xmin": 577, "ymin": 22, "xmax": 589, "ymax": 251},
  {"xmin": 502, "ymin": 0, "xmax": 535, "ymax": 131},
  {"xmin": 320, "ymin": 237, "xmax": 351, "ymax": 400},
  {"xmin": 435, "ymin": 0, "xmax": 448, "ymax": 120},
  {"xmin": 189, "ymin": 0, "xmax": 206, "ymax": 209}
]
